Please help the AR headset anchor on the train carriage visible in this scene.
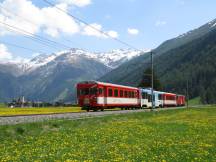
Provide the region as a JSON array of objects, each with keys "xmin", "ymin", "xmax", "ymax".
[
  {"xmin": 77, "ymin": 81, "xmax": 140, "ymax": 111},
  {"xmin": 140, "ymin": 89, "xmax": 152, "ymax": 108},
  {"xmin": 140, "ymin": 89, "xmax": 164, "ymax": 108},
  {"xmin": 163, "ymin": 93, "xmax": 177, "ymax": 107},
  {"xmin": 176, "ymin": 95, "xmax": 186, "ymax": 106}
]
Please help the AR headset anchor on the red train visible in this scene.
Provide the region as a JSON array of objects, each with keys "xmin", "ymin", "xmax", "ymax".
[{"xmin": 77, "ymin": 81, "xmax": 185, "ymax": 111}]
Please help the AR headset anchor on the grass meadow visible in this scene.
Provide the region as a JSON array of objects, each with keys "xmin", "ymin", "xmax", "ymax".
[{"xmin": 0, "ymin": 107, "xmax": 216, "ymax": 161}]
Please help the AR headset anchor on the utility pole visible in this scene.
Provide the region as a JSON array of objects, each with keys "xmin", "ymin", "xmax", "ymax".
[
  {"xmin": 151, "ymin": 51, "xmax": 155, "ymax": 110},
  {"xmin": 186, "ymin": 79, "xmax": 189, "ymax": 108}
]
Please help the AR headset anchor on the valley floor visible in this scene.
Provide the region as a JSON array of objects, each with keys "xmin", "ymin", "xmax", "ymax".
[{"xmin": 0, "ymin": 107, "xmax": 216, "ymax": 161}]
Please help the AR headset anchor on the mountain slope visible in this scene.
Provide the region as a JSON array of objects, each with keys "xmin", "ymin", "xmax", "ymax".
[
  {"xmin": 0, "ymin": 71, "xmax": 18, "ymax": 101},
  {"xmin": 100, "ymin": 22, "xmax": 216, "ymax": 103},
  {"xmin": 155, "ymin": 18, "xmax": 216, "ymax": 55},
  {"xmin": 156, "ymin": 29, "xmax": 216, "ymax": 102},
  {"xmin": 19, "ymin": 54, "xmax": 111, "ymax": 101}
]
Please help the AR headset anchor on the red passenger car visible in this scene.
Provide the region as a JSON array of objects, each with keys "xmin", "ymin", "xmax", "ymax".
[
  {"xmin": 163, "ymin": 93, "xmax": 177, "ymax": 107},
  {"xmin": 176, "ymin": 95, "xmax": 186, "ymax": 106},
  {"xmin": 77, "ymin": 81, "xmax": 140, "ymax": 111}
]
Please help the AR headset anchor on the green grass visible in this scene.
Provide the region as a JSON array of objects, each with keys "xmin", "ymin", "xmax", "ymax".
[
  {"xmin": 189, "ymin": 97, "xmax": 201, "ymax": 105},
  {"xmin": 0, "ymin": 107, "xmax": 216, "ymax": 161}
]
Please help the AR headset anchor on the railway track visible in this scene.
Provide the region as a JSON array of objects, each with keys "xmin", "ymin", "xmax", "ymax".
[{"xmin": 0, "ymin": 107, "xmax": 185, "ymax": 125}]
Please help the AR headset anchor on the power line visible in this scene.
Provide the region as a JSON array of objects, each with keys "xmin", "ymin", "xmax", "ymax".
[
  {"xmin": 0, "ymin": 40, "xmax": 45, "ymax": 54},
  {"xmin": 0, "ymin": 21, "xmax": 71, "ymax": 50},
  {"xmin": 0, "ymin": 4, "xmax": 91, "ymax": 51},
  {"xmin": 0, "ymin": 22, "xmax": 61, "ymax": 50},
  {"xmin": 42, "ymin": 0, "xmax": 142, "ymax": 51}
]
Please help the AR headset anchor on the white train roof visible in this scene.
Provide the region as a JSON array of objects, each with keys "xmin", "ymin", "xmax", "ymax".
[
  {"xmin": 140, "ymin": 88, "xmax": 178, "ymax": 95},
  {"xmin": 78, "ymin": 81, "xmax": 138, "ymax": 90}
]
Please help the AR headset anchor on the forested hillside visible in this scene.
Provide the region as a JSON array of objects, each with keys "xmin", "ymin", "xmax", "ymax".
[
  {"xmin": 101, "ymin": 26, "xmax": 216, "ymax": 103},
  {"xmin": 157, "ymin": 29, "xmax": 216, "ymax": 103}
]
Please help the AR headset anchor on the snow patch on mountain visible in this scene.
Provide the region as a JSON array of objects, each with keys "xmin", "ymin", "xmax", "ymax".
[
  {"xmin": 1, "ymin": 48, "xmax": 147, "ymax": 74},
  {"xmin": 27, "ymin": 48, "xmax": 146, "ymax": 70},
  {"xmin": 212, "ymin": 22, "xmax": 216, "ymax": 27}
]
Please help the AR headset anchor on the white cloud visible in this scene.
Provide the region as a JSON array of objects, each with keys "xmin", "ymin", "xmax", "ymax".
[
  {"xmin": 0, "ymin": 44, "xmax": 30, "ymax": 63},
  {"xmin": 0, "ymin": 44, "xmax": 13, "ymax": 61},
  {"xmin": 0, "ymin": 0, "xmax": 43, "ymax": 35},
  {"xmin": 41, "ymin": 3, "xmax": 79, "ymax": 37},
  {"xmin": 155, "ymin": 20, "xmax": 167, "ymax": 27},
  {"xmin": 127, "ymin": 28, "xmax": 139, "ymax": 35},
  {"xmin": 58, "ymin": 0, "xmax": 91, "ymax": 7},
  {"xmin": 82, "ymin": 23, "xmax": 118, "ymax": 38},
  {"xmin": 0, "ymin": 0, "xmax": 79, "ymax": 37},
  {"xmin": 0, "ymin": 0, "xmax": 116, "ymax": 39},
  {"xmin": 107, "ymin": 30, "xmax": 118, "ymax": 38},
  {"xmin": 82, "ymin": 23, "xmax": 103, "ymax": 37}
]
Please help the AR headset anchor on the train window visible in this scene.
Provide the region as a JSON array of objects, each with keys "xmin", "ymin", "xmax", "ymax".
[
  {"xmin": 132, "ymin": 92, "xmax": 135, "ymax": 98},
  {"xmin": 148, "ymin": 95, "xmax": 152, "ymax": 102},
  {"xmin": 114, "ymin": 89, "xmax": 118, "ymax": 97},
  {"xmin": 128, "ymin": 91, "xmax": 132, "ymax": 98},
  {"xmin": 142, "ymin": 92, "xmax": 147, "ymax": 99},
  {"xmin": 90, "ymin": 88, "xmax": 97, "ymax": 95},
  {"xmin": 81, "ymin": 88, "xmax": 89, "ymax": 95},
  {"xmin": 77, "ymin": 89, "xmax": 80, "ymax": 96},
  {"xmin": 124, "ymin": 91, "xmax": 128, "ymax": 98},
  {"xmin": 120, "ymin": 90, "xmax": 123, "ymax": 97},
  {"xmin": 108, "ymin": 89, "xmax": 113, "ymax": 97},
  {"xmin": 142, "ymin": 92, "xmax": 144, "ymax": 99},
  {"xmin": 158, "ymin": 94, "xmax": 162, "ymax": 100},
  {"xmin": 99, "ymin": 88, "xmax": 103, "ymax": 95}
]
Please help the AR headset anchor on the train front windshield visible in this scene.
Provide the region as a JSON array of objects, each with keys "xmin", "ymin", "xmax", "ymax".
[{"xmin": 78, "ymin": 87, "xmax": 98, "ymax": 96}]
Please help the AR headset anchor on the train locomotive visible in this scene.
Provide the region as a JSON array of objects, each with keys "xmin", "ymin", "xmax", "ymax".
[{"xmin": 77, "ymin": 81, "xmax": 185, "ymax": 111}]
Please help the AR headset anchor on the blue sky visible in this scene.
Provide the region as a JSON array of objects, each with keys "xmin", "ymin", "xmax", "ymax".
[{"xmin": 0, "ymin": 0, "xmax": 216, "ymax": 61}]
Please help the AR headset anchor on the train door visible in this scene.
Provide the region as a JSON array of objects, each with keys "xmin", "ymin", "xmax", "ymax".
[
  {"xmin": 139, "ymin": 90, "xmax": 142, "ymax": 107},
  {"xmin": 103, "ymin": 86, "xmax": 107, "ymax": 106},
  {"xmin": 154, "ymin": 93, "xmax": 158, "ymax": 107},
  {"xmin": 141, "ymin": 91, "xmax": 149, "ymax": 108}
]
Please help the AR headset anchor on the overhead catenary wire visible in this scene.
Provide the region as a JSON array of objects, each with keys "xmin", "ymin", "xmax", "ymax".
[
  {"xmin": 0, "ymin": 5, "xmax": 75, "ymax": 50},
  {"xmin": 42, "ymin": 0, "xmax": 142, "ymax": 52},
  {"xmin": 0, "ymin": 21, "xmax": 74, "ymax": 51},
  {"xmin": 0, "ymin": 40, "xmax": 46, "ymax": 54},
  {"xmin": 0, "ymin": 4, "xmax": 91, "ymax": 52},
  {"xmin": 0, "ymin": 22, "xmax": 62, "ymax": 51}
]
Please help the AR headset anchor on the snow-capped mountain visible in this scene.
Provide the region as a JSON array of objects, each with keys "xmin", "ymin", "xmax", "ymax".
[
  {"xmin": 176, "ymin": 18, "xmax": 216, "ymax": 39},
  {"xmin": 3, "ymin": 48, "xmax": 145, "ymax": 74},
  {"xmin": 28, "ymin": 48, "xmax": 145, "ymax": 70},
  {"xmin": 0, "ymin": 48, "xmax": 145, "ymax": 102}
]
